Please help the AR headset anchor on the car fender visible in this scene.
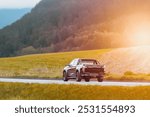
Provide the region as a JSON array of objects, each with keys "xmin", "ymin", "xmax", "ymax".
[{"xmin": 63, "ymin": 66, "xmax": 69, "ymax": 73}]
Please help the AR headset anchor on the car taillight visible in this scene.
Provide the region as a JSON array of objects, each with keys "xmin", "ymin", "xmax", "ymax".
[{"xmin": 82, "ymin": 66, "xmax": 86, "ymax": 71}]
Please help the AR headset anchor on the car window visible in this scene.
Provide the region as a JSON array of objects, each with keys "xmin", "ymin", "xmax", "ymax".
[
  {"xmin": 81, "ymin": 60, "xmax": 98, "ymax": 65},
  {"xmin": 69, "ymin": 60, "xmax": 75, "ymax": 66},
  {"xmin": 73, "ymin": 59, "xmax": 79, "ymax": 66}
]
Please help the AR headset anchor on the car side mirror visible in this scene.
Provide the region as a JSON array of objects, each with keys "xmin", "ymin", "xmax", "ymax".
[{"xmin": 66, "ymin": 64, "xmax": 71, "ymax": 67}]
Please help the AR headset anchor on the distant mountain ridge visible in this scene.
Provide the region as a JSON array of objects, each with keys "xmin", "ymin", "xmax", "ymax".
[
  {"xmin": 0, "ymin": 8, "xmax": 31, "ymax": 29},
  {"xmin": 0, "ymin": 0, "xmax": 150, "ymax": 57}
]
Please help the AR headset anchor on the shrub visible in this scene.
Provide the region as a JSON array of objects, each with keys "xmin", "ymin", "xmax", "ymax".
[
  {"xmin": 124, "ymin": 71, "xmax": 135, "ymax": 75},
  {"xmin": 19, "ymin": 46, "xmax": 38, "ymax": 55}
]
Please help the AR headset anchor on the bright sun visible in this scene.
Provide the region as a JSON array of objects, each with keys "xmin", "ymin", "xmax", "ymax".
[
  {"xmin": 131, "ymin": 27, "xmax": 150, "ymax": 41},
  {"xmin": 124, "ymin": 13, "xmax": 150, "ymax": 45}
]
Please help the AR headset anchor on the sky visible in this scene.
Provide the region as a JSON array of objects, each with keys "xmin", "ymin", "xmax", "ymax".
[{"xmin": 0, "ymin": 0, "xmax": 41, "ymax": 9}]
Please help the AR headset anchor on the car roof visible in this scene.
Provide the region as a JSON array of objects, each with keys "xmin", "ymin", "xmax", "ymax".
[{"xmin": 80, "ymin": 58, "xmax": 97, "ymax": 61}]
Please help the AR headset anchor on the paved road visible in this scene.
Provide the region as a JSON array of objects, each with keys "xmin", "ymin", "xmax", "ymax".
[{"xmin": 0, "ymin": 78, "xmax": 150, "ymax": 86}]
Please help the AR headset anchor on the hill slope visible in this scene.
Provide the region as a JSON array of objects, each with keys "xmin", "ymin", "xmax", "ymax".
[
  {"xmin": 0, "ymin": 0, "xmax": 150, "ymax": 57},
  {"xmin": 0, "ymin": 46, "xmax": 150, "ymax": 80},
  {"xmin": 0, "ymin": 49, "xmax": 110, "ymax": 78},
  {"xmin": 100, "ymin": 46, "xmax": 150, "ymax": 74},
  {"xmin": 0, "ymin": 8, "xmax": 31, "ymax": 29}
]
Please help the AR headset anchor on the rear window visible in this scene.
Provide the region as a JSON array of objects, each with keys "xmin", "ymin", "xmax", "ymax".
[{"xmin": 80, "ymin": 60, "xmax": 98, "ymax": 65}]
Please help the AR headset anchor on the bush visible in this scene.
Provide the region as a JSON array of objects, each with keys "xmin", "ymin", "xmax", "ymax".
[
  {"xmin": 124, "ymin": 71, "xmax": 135, "ymax": 75},
  {"xmin": 18, "ymin": 46, "xmax": 38, "ymax": 55}
]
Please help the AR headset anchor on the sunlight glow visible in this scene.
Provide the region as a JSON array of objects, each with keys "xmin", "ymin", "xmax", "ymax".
[
  {"xmin": 124, "ymin": 13, "xmax": 150, "ymax": 45},
  {"xmin": 130, "ymin": 26, "xmax": 150, "ymax": 42}
]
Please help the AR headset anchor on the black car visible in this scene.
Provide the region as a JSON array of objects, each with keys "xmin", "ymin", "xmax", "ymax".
[{"xmin": 63, "ymin": 58, "xmax": 105, "ymax": 82}]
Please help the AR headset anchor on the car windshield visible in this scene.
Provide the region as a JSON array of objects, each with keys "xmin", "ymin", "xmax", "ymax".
[{"xmin": 80, "ymin": 60, "xmax": 98, "ymax": 65}]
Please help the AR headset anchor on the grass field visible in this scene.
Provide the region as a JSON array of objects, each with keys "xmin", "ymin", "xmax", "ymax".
[
  {"xmin": 0, "ymin": 49, "xmax": 111, "ymax": 78},
  {"xmin": 1, "ymin": 82, "xmax": 150, "ymax": 100},
  {"xmin": 0, "ymin": 48, "xmax": 150, "ymax": 81}
]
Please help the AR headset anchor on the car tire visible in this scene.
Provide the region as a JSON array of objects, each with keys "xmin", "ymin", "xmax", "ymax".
[
  {"xmin": 76, "ymin": 71, "xmax": 82, "ymax": 82},
  {"xmin": 63, "ymin": 71, "xmax": 69, "ymax": 81},
  {"xmin": 97, "ymin": 77, "xmax": 103, "ymax": 82},
  {"xmin": 85, "ymin": 77, "xmax": 90, "ymax": 82}
]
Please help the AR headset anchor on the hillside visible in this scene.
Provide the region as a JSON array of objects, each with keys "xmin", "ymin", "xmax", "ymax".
[
  {"xmin": 100, "ymin": 46, "xmax": 150, "ymax": 74},
  {"xmin": 0, "ymin": 8, "xmax": 31, "ymax": 29},
  {"xmin": 0, "ymin": 46, "xmax": 150, "ymax": 81},
  {"xmin": 0, "ymin": 0, "xmax": 150, "ymax": 57},
  {"xmin": 0, "ymin": 49, "xmax": 110, "ymax": 78}
]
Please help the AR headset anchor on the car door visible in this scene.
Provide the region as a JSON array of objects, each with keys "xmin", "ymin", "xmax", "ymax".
[{"xmin": 67, "ymin": 59, "xmax": 78, "ymax": 78}]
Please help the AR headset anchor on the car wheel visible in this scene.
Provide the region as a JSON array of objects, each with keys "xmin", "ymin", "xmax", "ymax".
[
  {"xmin": 76, "ymin": 71, "xmax": 82, "ymax": 82},
  {"xmin": 63, "ymin": 71, "xmax": 69, "ymax": 81},
  {"xmin": 97, "ymin": 77, "xmax": 103, "ymax": 82},
  {"xmin": 85, "ymin": 77, "xmax": 90, "ymax": 82}
]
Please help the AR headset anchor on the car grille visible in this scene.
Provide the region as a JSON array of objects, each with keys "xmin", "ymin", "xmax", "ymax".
[{"xmin": 85, "ymin": 68, "xmax": 104, "ymax": 73}]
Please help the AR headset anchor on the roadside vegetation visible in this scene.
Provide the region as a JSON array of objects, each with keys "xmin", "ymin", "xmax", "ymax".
[
  {"xmin": 106, "ymin": 71, "xmax": 150, "ymax": 82},
  {"xmin": 0, "ymin": 49, "xmax": 110, "ymax": 78},
  {"xmin": 1, "ymin": 82, "xmax": 150, "ymax": 100}
]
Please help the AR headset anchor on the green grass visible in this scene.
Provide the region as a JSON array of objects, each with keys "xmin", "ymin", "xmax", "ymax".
[
  {"xmin": 1, "ymin": 82, "xmax": 150, "ymax": 100},
  {"xmin": 0, "ymin": 49, "xmax": 111, "ymax": 78}
]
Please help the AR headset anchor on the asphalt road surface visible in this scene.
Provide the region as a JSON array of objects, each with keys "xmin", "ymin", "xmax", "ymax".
[{"xmin": 0, "ymin": 78, "xmax": 150, "ymax": 86}]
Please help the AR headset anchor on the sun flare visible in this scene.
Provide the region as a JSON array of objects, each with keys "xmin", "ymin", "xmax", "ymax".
[
  {"xmin": 124, "ymin": 14, "xmax": 150, "ymax": 44},
  {"xmin": 131, "ymin": 27, "xmax": 150, "ymax": 41}
]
